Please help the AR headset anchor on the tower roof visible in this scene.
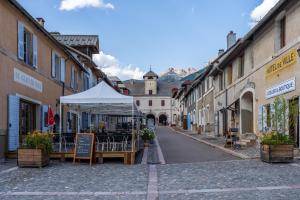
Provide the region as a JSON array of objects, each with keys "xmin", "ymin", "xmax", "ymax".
[{"xmin": 143, "ymin": 70, "xmax": 159, "ymax": 79}]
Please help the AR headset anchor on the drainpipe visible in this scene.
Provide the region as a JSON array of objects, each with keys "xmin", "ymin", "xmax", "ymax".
[{"xmin": 216, "ymin": 65, "xmax": 228, "ymax": 136}]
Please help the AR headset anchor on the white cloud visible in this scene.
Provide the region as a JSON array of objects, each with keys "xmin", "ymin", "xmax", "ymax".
[
  {"xmin": 59, "ymin": 0, "xmax": 114, "ymax": 11},
  {"xmin": 93, "ymin": 52, "xmax": 145, "ymax": 80},
  {"xmin": 250, "ymin": 0, "xmax": 279, "ymax": 27}
]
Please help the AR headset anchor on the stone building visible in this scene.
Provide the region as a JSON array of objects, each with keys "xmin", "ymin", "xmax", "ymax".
[
  {"xmin": 0, "ymin": 0, "xmax": 105, "ymax": 158},
  {"xmin": 124, "ymin": 70, "xmax": 180, "ymax": 126},
  {"xmin": 210, "ymin": 0, "xmax": 300, "ymax": 148}
]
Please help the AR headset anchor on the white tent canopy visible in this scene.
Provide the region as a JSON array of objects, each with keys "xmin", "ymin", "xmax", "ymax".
[{"xmin": 60, "ymin": 80, "xmax": 133, "ymax": 104}]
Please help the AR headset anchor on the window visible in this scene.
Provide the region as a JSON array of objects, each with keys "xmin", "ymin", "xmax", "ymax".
[
  {"xmin": 51, "ymin": 51, "xmax": 60, "ymax": 79},
  {"xmin": 238, "ymin": 54, "xmax": 244, "ymax": 78},
  {"xmin": 202, "ymin": 82, "xmax": 205, "ymax": 96},
  {"xmin": 149, "ymin": 100, "xmax": 152, "ymax": 106},
  {"xmin": 161, "ymin": 100, "xmax": 165, "ymax": 106},
  {"xmin": 280, "ymin": 17, "xmax": 286, "ymax": 48},
  {"xmin": 136, "ymin": 100, "xmax": 140, "ymax": 106},
  {"xmin": 219, "ymin": 73, "xmax": 224, "ymax": 91},
  {"xmin": 149, "ymin": 90, "xmax": 153, "ymax": 95},
  {"xmin": 18, "ymin": 21, "xmax": 37, "ymax": 67},
  {"xmin": 71, "ymin": 65, "xmax": 78, "ymax": 90},
  {"xmin": 83, "ymin": 73, "xmax": 90, "ymax": 90},
  {"xmin": 227, "ymin": 64, "xmax": 233, "ymax": 85}
]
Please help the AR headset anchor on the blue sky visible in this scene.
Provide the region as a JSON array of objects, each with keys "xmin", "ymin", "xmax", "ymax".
[{"xmin": 17, "ymin": 0, "xmax": 278, "ymax": 80}]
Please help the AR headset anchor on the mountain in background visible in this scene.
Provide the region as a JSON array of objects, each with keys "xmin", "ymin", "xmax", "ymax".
[{"xmin": 158, "ymin": 67, "xmax": 198, "ymax": 82}]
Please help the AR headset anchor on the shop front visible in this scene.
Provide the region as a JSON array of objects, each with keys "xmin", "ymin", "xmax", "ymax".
[{"xmin": 257, "ymin": 48, "xmax": 300, "ymax": 148}]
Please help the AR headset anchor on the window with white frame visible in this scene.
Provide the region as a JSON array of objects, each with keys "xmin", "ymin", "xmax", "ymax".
[{"xmin": 18, "ymin": 21, "xmax": 38, "ymax": 67}]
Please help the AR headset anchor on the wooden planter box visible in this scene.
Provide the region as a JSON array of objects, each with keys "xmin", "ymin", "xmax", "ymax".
[
  {"xmin": 18, "ymin": 149, "xmax": 49, "ymax": 168},
  {"xmin": 260, "ymin": 144, "xmax": 294, "ymax": 163}
]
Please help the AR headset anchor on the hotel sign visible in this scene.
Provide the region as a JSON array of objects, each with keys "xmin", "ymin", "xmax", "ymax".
[
  {"xmin": 14, "ymin": 68, "xmax": 43, "ymax": 92},
  {"xmin": 265, "ymin": 48, "xmax": 297, "ymax": 78},
  {"xmin": 265, "ymin": 78, "xmax": 295, "ymax": 99}
]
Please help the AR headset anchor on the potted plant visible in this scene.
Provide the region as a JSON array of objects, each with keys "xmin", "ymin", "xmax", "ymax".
[
  {"xmin": 140, "ymin": 128, "xmax": 155, "ymax": 147},
  {"xmin": 18, "ymin": 131, "xmax": 53, "ymax": 167},
  {"xmin": 260, "ymin": 96, "xmax": 297, "ymax": 163}
]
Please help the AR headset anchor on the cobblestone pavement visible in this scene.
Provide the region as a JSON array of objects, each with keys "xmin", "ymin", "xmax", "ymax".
[{"xmin": 2, "ymin": 159, "xmax": 300, "ymax": 199}]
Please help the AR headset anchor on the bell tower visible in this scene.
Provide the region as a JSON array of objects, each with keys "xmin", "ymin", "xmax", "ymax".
[{"xmin": 143, "ymin": 68, "xmax": 158, "ymax": 95}]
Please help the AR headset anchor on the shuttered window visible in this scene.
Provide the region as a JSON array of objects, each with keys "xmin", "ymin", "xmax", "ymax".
[
  {"xmin": 71, "ymin": 65, "xmax": 75, "ymax": 88},
  {"xmin": 60, "ymin": 58, "xmax": 66, "ymax": 82},
  {"xmin": 18, "ymin": 21, "xmax": 37, "ymax": 67},
  {"xmin": 17, "ymin": 21, "xmax": 25, "ymax": 60}
]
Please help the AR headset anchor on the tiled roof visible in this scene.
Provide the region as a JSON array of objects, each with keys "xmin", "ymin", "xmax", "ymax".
[
  {"xmin": 123, "ymin": 80, "xmax": 180, "ymax": 97},
  {"xmin": 180, "ymin": 68, "xmax": 205, "ymax": 81},
  {"xmin": 143, "ymin": 70, "xmax": 159, "ymax": 78},
  {"xmin": 52, "ymin": 34, "xmax": 99, "ymax": 53}
]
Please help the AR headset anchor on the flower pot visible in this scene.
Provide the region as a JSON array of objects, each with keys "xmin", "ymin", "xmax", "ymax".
[
  {"xmin": 260, "ymin": 144, "xmax": 294, "ymax": 163},
  {"xmin": 18, "ymin": 148, "xmax": 50, "ymax": 168}
]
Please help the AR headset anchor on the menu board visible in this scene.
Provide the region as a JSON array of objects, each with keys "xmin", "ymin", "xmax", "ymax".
[{"xmin": 73, "ymin": 133, "xmax": 94, "ymax": 165}]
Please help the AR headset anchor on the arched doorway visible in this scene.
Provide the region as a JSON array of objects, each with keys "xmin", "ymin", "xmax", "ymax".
[
  {"xmin": 159, "ymin": 114, "xmax": 168, "ymax": 126},
  {"xmin": 240, "ymin": 91, "xmax": 254, "ymax": 134},
  {"xmin": 146, "ymin": 113, "xmax": 156, "ymax": 128}
]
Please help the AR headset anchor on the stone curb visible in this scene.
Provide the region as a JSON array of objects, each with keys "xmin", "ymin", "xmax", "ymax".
[{"xmin": 170, "ymin": 127, "xmax": 257, "ymax": 160}]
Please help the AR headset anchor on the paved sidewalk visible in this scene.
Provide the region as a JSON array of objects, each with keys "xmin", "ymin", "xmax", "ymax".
[
  {"xmin": 171, "ymin": 126, "xmax": 259, "ymax": 159},
  {"xmin": 1, "ymin": 160, "xmax": 300, "ymax": 199}
]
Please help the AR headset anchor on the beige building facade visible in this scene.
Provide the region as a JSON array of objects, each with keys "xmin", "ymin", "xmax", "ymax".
[
  {"xmin": 0, "ymin": 0, "xmax": 104, "ymax": 158},
  {"xmin": 211, "ymin": 0, "xmax": 300, "ymax": 147}
]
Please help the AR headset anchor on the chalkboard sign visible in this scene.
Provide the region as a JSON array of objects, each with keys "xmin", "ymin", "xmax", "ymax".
[{"xmin": 73, "ymin": 133, "xmax": 94, "ymax": 165}]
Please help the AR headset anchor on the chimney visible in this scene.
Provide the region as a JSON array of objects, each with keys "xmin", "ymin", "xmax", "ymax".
[
  {"xmin": 36, "ymin": 17, "xmax": 45, "ymax": 27},
  {"xmin": 218, "ymin": 49, "xmax": 225, "ymax": 56},
  {"xmin": 227, "ymin": 31, "xmax": 236, "ymax": 49}
]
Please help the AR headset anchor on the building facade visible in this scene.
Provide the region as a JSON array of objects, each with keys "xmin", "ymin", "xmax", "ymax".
[
  {"xmin": 210, "ymin": 0, "xmax": 300, "ymax": 148},
  {"xmin": 124, "ymin": 70, "xmax": 180, "ymax": 126},
  {"xmin": 0, "ymin": 0, "xmax": 105, "ymax": 158}
]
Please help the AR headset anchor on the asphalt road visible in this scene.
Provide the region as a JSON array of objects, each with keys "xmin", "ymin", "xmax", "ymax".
[{"xmin": 155, "ymin": 126, "xmax": 239, "ymax": 164}]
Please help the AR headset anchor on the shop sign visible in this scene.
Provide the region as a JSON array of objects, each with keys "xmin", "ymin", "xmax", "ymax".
[
  {"xmin": 14, "ymin": 68, "xmax": 43, "ymax": 92},
  {"xmin": 265, "ymin": 48, "xmax": 297, "ymax": 78},
  {"xmin": 265, "ymin": 78, "xmax": 295, "ymax": 99}
]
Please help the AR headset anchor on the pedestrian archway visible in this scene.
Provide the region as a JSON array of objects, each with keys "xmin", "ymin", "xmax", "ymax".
[
  {"xmin": 146, "ymin": 113, "xmax": 156, "ymax": 127},
  {"xmin": 159, "ymin": 114, "xmax": 168, "ymax": 126},
  {"xmin": 240, "ymin": 90, "xmax": 254, "ymax": 134}
]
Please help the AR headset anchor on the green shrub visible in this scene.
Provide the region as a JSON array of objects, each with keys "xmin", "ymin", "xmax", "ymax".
[
  {"xmin": 22, "ymin": 131, "xmax": 53, "ymax": 154},
  {"xmin": 140, "ymin": 128, "xmax": 155, "ymax": 141},
  {"xmin": 261, "ymin": 131, "xmax": 293, "ymax": 145}
]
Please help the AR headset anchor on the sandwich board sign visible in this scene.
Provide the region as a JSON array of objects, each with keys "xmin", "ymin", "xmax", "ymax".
[{"xmin": 73, "ymin": 133, "xmax": 94, "ymax": 165}]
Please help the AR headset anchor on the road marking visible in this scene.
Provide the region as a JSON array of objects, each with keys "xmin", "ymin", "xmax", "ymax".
[
  {"xmin": 146, "ymin": 165, "xmax": 158, "ymax": 200},
  {"xmin": 0, "ymin": 167, "xmax": 18, "ymax": 175},
  {"xmin": 154, "ymin": 130, "xmax": 166, "ymax": 165},
  {"xmin": 1, "ymin": 184, "xmax": 300, "ymax": 196},
  {"xmin": 142, "ymin": 147, "xmax": 149, "ymax": 164}
]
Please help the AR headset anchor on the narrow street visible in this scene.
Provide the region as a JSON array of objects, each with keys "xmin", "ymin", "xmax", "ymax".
[{"xmin": 155, "ymin": 126, "xmax": 238, "ymax": 163}]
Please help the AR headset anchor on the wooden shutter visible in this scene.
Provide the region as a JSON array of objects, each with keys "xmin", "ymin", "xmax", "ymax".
[
  {"xmin": 71, "ymin": 65, "xmax": 74, "ymax": 88},
  {"xmin": 32, "ymin": 34, "xmax": 38, "ymax": 68},
  {"xmin": 262, "ymin": 105, "xmax": 267, "ymax": 132},
  {"xmin": 17, "ymin": 21, "xmax": 24, "ymax": 60},
  {"xmin": 40, "ymin": 105, "xmax": 48, "ymax": 132},
  {"xmin": 60, "ymin": 58, "xmax": 66, "ymax": 82},
  {"xmin": 8, "ymin": 95, "xmax": 20, "ymax": 151},
  {"xmin": 51, "ymin": 51, "xmax": 56, "ymax": 78}
]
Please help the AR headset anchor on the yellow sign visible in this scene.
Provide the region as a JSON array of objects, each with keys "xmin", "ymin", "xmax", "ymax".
[{"xmin": 265, "ymin": 48, "xmax": 297, "ymax": 78}]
